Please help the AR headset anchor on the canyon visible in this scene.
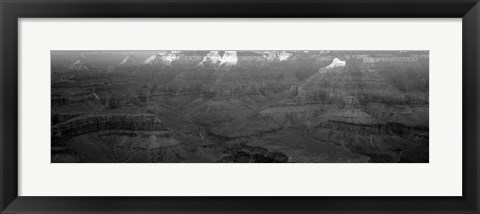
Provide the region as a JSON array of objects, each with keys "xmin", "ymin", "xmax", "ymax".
[{"xmin": 51, "ymin": 50, "xmax": 429, "ymax": 163}]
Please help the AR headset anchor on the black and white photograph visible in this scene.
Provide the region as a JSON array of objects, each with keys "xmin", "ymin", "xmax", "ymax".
[{"xmin": 51, "ymin": 50, "xmax": 429, "ymax": 163}]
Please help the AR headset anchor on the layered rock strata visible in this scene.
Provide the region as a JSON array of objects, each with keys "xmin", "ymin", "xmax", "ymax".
[{"xmin": 52, "ymin": 113, "xmax": 170, "ymax": 145}]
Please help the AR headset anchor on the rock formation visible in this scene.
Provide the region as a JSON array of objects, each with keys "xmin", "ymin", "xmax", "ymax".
[
  {"xmin": 52, "ymin": 113, "xmax": 170, "ymax": 145},
  {"xmin": 196, "ymin": 51, "xmax": 238, "ymax": 68},
  {"xmin": 119, "ymin": 55, "xmax": 142, "ymax": 67},
  {"xmin": 328, "ymin": 96, "xmax": 384, "ymax": 125},
  {"xmin": 263, "ymin": 51, "xmax": 293, "ymax": 62},
  {"xmin": 143, "ymin": 51, "xmax": 183, "ymax": 66},
  {"xmin": 67, "ymin": 60, "xmax": 90, "ymax": 72},
  {"xmin": 308, "ymin": 96, "xmax": 425, "ymax": 162},
  {"xmin": 294, "ymin": 57, "xmax": 404, "ymax": 104},
  {"xmin": 324, "ymin": 57, "xmax": 346, "ymax": 69}
]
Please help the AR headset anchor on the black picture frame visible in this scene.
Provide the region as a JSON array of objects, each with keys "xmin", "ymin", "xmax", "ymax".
[{"xmin": 1, "ymin": 0, "xmax": 479, "ymax": 213}]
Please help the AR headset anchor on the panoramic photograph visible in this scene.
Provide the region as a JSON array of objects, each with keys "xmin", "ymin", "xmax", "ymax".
[{"xmin": 51, "ymin": 50, "xmax": 429, "ymax": 163}]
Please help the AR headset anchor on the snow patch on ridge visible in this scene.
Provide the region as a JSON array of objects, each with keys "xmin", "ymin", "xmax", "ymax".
[
  {"xmin": 316, "ymin": 57, "xmax": 346, "ymax": 74},
  {"xmin": 325, "ymin": 58, "xmax": 346, "ymax": 69},
  {"xmin": 197, "ymin": 51, "xmax": 238, "ymax": 67},
  {"xmin": 143, "ymin": 51, "xmax": 183, "ymax": 66},
  {"xmin": 143, "ymin": 51, "xmax": 167, "ymax": 65},
  {"xmin": 120, "ymin": 55, "xmax": 133, "ymax": 64},
  {"xmin": 263, "ymin": 51, "xmax": 292, "ymax": 62},
  {"xmin": 162, "ymin": 51, "xmax": 183, "ymax": 65},
  {"xmin": 220, "ymin": 51, "xmax": 238, "ymax": 66}
]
